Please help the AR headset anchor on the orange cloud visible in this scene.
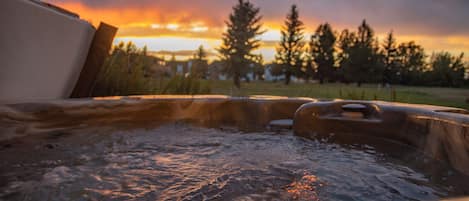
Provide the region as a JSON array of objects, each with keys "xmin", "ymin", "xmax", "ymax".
[
  {"xmin": 48, "ymin": 1, "xmax": 469, "ymax": 62},
  {"xmin": 51, "ymin": 2, "xmax": 227, "ymax": 39}
]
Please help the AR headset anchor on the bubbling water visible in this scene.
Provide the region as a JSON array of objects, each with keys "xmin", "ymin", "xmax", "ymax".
[{"xmin": 0, "ymin": 124, "xmax": 468, "ymax": 201}]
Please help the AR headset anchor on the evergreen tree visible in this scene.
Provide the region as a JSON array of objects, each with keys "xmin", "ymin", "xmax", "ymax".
[
  {"xmin": 428, "ymin": 52, "xmax": 466, "ymax": 87},
  {"xmin": 310, "ymin": 23, "xmax": 336, "ymax": 84},
  {"xmin": 218, "ymin": 0, "xmax": 264, "ymax": 88},
  {"xmin": 355, "ymin": 20, "xmax": 378, "ymax": 86},
  {"xmin": 275, "ymin": 4, "xmax": 305, "ymax": 85},
  {"xmin": 382, "ymin": 31, "xmax": 398, "ymax": 84},
  {"xmin": 337, "ymin": 29, "xmax": 356, "ymax": 83},
  {"xmin": 142, "ymin": 45, "xmax": 150, "ymax": 77},
  {"xmin": 303, "ymin": 55, "xmax": 314, "ymax": 82},
  {"xmin": 142, "ymin": 45, "xmax": 148, "ymax": 56},
  {"xmin": 195, "ymin": 45, "xmax": 207, "ymax": 60},
  {"xmin": 125, "ymin": 41, "xmax": 138, "ymax": 74},
  {"xmin": 192, "ymin": 45, "xmax": 209, "ymax": 78},
  {"xmin": 346, "ymin": 20, "xmax": 383, "ymax": 86},
  {"xmin": 251, "ymin": 55, "xmax": 265, "ymax": 80},
  {"xmin": 396, "ymin": 41, "xmax": 426, "ymax": 85},
  {"xmin": 169, "ymin": 54, "xmax": 177, "ymax": 75}
]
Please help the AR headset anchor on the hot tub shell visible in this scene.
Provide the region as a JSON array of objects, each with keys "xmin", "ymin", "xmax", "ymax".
[{"xmin": 0, "ymin": 96, "xmax": 468, "ymax": 175}]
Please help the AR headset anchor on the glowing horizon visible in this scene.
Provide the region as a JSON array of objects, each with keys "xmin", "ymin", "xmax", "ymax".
[{"xmin": 46, "ymin": 0, "xmax": 469, "ymax": 62}]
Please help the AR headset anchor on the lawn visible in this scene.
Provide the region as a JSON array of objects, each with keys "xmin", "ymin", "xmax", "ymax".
[{"xmin": 206, "ymin": 80, "xmax": 469, "ymax": 110}]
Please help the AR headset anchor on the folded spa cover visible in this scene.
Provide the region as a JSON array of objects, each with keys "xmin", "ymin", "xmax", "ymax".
[{"xmin": 0, "ymin": 0, "xmax": 96, "ymax": 102}]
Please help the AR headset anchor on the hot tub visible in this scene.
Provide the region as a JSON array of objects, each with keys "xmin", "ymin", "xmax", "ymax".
[{"xmin": 0, "ymin": 96, "xmax": 468, "ymax": 200}]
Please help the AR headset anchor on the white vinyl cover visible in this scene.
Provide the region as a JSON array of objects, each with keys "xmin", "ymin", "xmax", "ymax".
[{"xmin": 0, "ymin": 0, "xmax": 95, "ymax": 102}]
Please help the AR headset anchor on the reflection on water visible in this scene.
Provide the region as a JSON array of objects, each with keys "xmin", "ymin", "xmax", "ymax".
[
  {"xmin": 0, "ymin": 124, "xmax": 468, "ymax": 200},
  {"xmin": 286, "ymin": 173, "xmax": 321, "ymax": 201}
]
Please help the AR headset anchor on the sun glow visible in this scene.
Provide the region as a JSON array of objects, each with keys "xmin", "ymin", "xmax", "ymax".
[
  {"xmin": 116, "ymin": 36, "xmax": 219, "ymax": 49},
  {"xmin": 166, "ymin": 23, "xmax": 180, "ymax": 30},
  {"xmin": 191, "ymin": 26, "xmax": 209, "ymax": 32},
  {"xmin": 150, "ymin": 24, "xmax": 161, "ymax": 29}
]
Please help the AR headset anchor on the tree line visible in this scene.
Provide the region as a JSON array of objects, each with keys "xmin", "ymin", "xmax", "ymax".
[
  {"xmin": 97, "ymin": 0, "xmax": 468, "ymax": 93},
  {"xmin": 219, "ymin": 0, "xmax": 468, "ymax": 88}
]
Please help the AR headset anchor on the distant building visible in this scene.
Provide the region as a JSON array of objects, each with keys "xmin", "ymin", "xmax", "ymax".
[
  {"xmin": 263, "ymin": 64, "xmax": 277, "ymax": 81},
  {"xmin": 145, "ymin": 56, "xmax": 171, "ymax": 78},
  {"xmin": 208, "ymin": 61, "xmax": 227, "ymax": 80},
  {"xmin": 263, "ymin": 64, "xmax": 300, "ymax": 82},
  {"xmin": 167, "ymin": 60, "xmax": 193, "ymax": 76}
]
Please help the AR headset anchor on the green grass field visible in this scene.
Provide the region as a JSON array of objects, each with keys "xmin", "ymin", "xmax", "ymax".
[{"xmin": 205, "ymin": 80, "xmax": 469, "ymax": 109}]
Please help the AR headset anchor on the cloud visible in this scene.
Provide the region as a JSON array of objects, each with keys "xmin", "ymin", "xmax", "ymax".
[
  {"xmin": 47, "ymin": 0, "xmax": 231, "ymax": 28},
  {"xmin": 47, "ymin": 0, "xmax": 469, "ymax": 37},
  {"xmin": 45, "ymin": 0, "xmax": 469, "ymax": 62},
  {"xmin": 117, "ymin": 24, "xmax": 224, "ymax": 39}
]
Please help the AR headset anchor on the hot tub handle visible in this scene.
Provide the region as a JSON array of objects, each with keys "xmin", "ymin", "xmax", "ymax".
[{"xmin": 342, "ymin": 103, "xmax": 369, "ymax": 113}]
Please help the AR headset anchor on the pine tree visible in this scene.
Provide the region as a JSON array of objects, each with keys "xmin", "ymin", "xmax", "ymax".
[
  {"xmin": 142, "ymin": 45, "xmax": 150, "ymax": 77},
  {"xmin": 142, "ymin": 45, "xmax": 148, "ymax": 56},
  {"xmin": 396, "ymin": 41, "xmax": 426, "ymax": 85},
  {"xmin": 251, "ymin": 54, "xmax": 265, "ymax": 80},
  {"xmin": 125, "ymin": 41, "xmax": 138, "ymax": 74},
  {"xmin": 310, "ymin": 23, "xmax": 336, "ymax": 84},
  {"xmin": 195, "ymin": 45, "xmax": 207, "ymax": 60},
  {"xmin": 337, "ymin": 29, "xmax": 356, "ymax": 83},
  {"xmin": 346, "ymin": 20, "xmax": 383, "ymax": 86},
  {"xmin": 275, "ymin": 4, "xmax": 305, "ymax": 85},
  {"xmin": 382, "ymin": 31, "xmax": 398, "ymax": 84},
  {"xmin": 355, "ymin": 20, "xmax": 375, "ymax": 86},
  {"xmin": 192, "ymin": 45, "xmax": 209, "ymax": 78},
  {"xmin": 303, "ymin": 54, "xmax": 314, "ymax": 82},
  {"xmin": 428, "ymin": 52, "xmax": 466, "ymax": 87},
  {"xmin": 218, "ymin": 0, "xmax": 264, "ymax": 88}
]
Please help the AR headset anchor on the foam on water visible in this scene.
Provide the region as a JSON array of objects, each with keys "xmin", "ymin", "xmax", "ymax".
[{"xmin": 0, "ymin": 125, "xmax": 468, "ymax": 201}]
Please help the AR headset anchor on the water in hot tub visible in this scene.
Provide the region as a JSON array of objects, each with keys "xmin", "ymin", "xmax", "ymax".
[{"xmin": 0, "ymin": 124, "xmax": 468, "ymax": 201}]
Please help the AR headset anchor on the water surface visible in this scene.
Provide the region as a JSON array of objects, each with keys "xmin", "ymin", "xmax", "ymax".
[{"xmin": 0, "ymin": 124, "xmax": 468, "ymax": 200}]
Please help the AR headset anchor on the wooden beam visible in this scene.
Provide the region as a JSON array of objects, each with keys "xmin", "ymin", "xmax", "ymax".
[{"xmin": 70, "ymin": 22, "xmax": 117, "ymax": 98}]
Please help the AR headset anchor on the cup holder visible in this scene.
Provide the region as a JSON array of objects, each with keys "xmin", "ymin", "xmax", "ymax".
[{"xmin": 341, "ymin": 104, "xmax": 369, "ymax": 119}]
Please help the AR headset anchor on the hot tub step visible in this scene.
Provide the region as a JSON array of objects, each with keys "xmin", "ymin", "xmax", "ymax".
[{"xmin": 268, "ymin": 119, "xmax": 293, "ymax": 130}]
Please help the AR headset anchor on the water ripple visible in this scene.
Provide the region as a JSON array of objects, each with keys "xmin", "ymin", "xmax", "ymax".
[{"xmin": 0, "ymin": 125, "xmax": 467, "ymax": 200}]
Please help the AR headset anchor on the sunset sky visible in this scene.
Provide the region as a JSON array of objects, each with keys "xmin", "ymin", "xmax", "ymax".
[{"xmin": 46, "ymin": 0, "xmax": 469, "ymax": 62}]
